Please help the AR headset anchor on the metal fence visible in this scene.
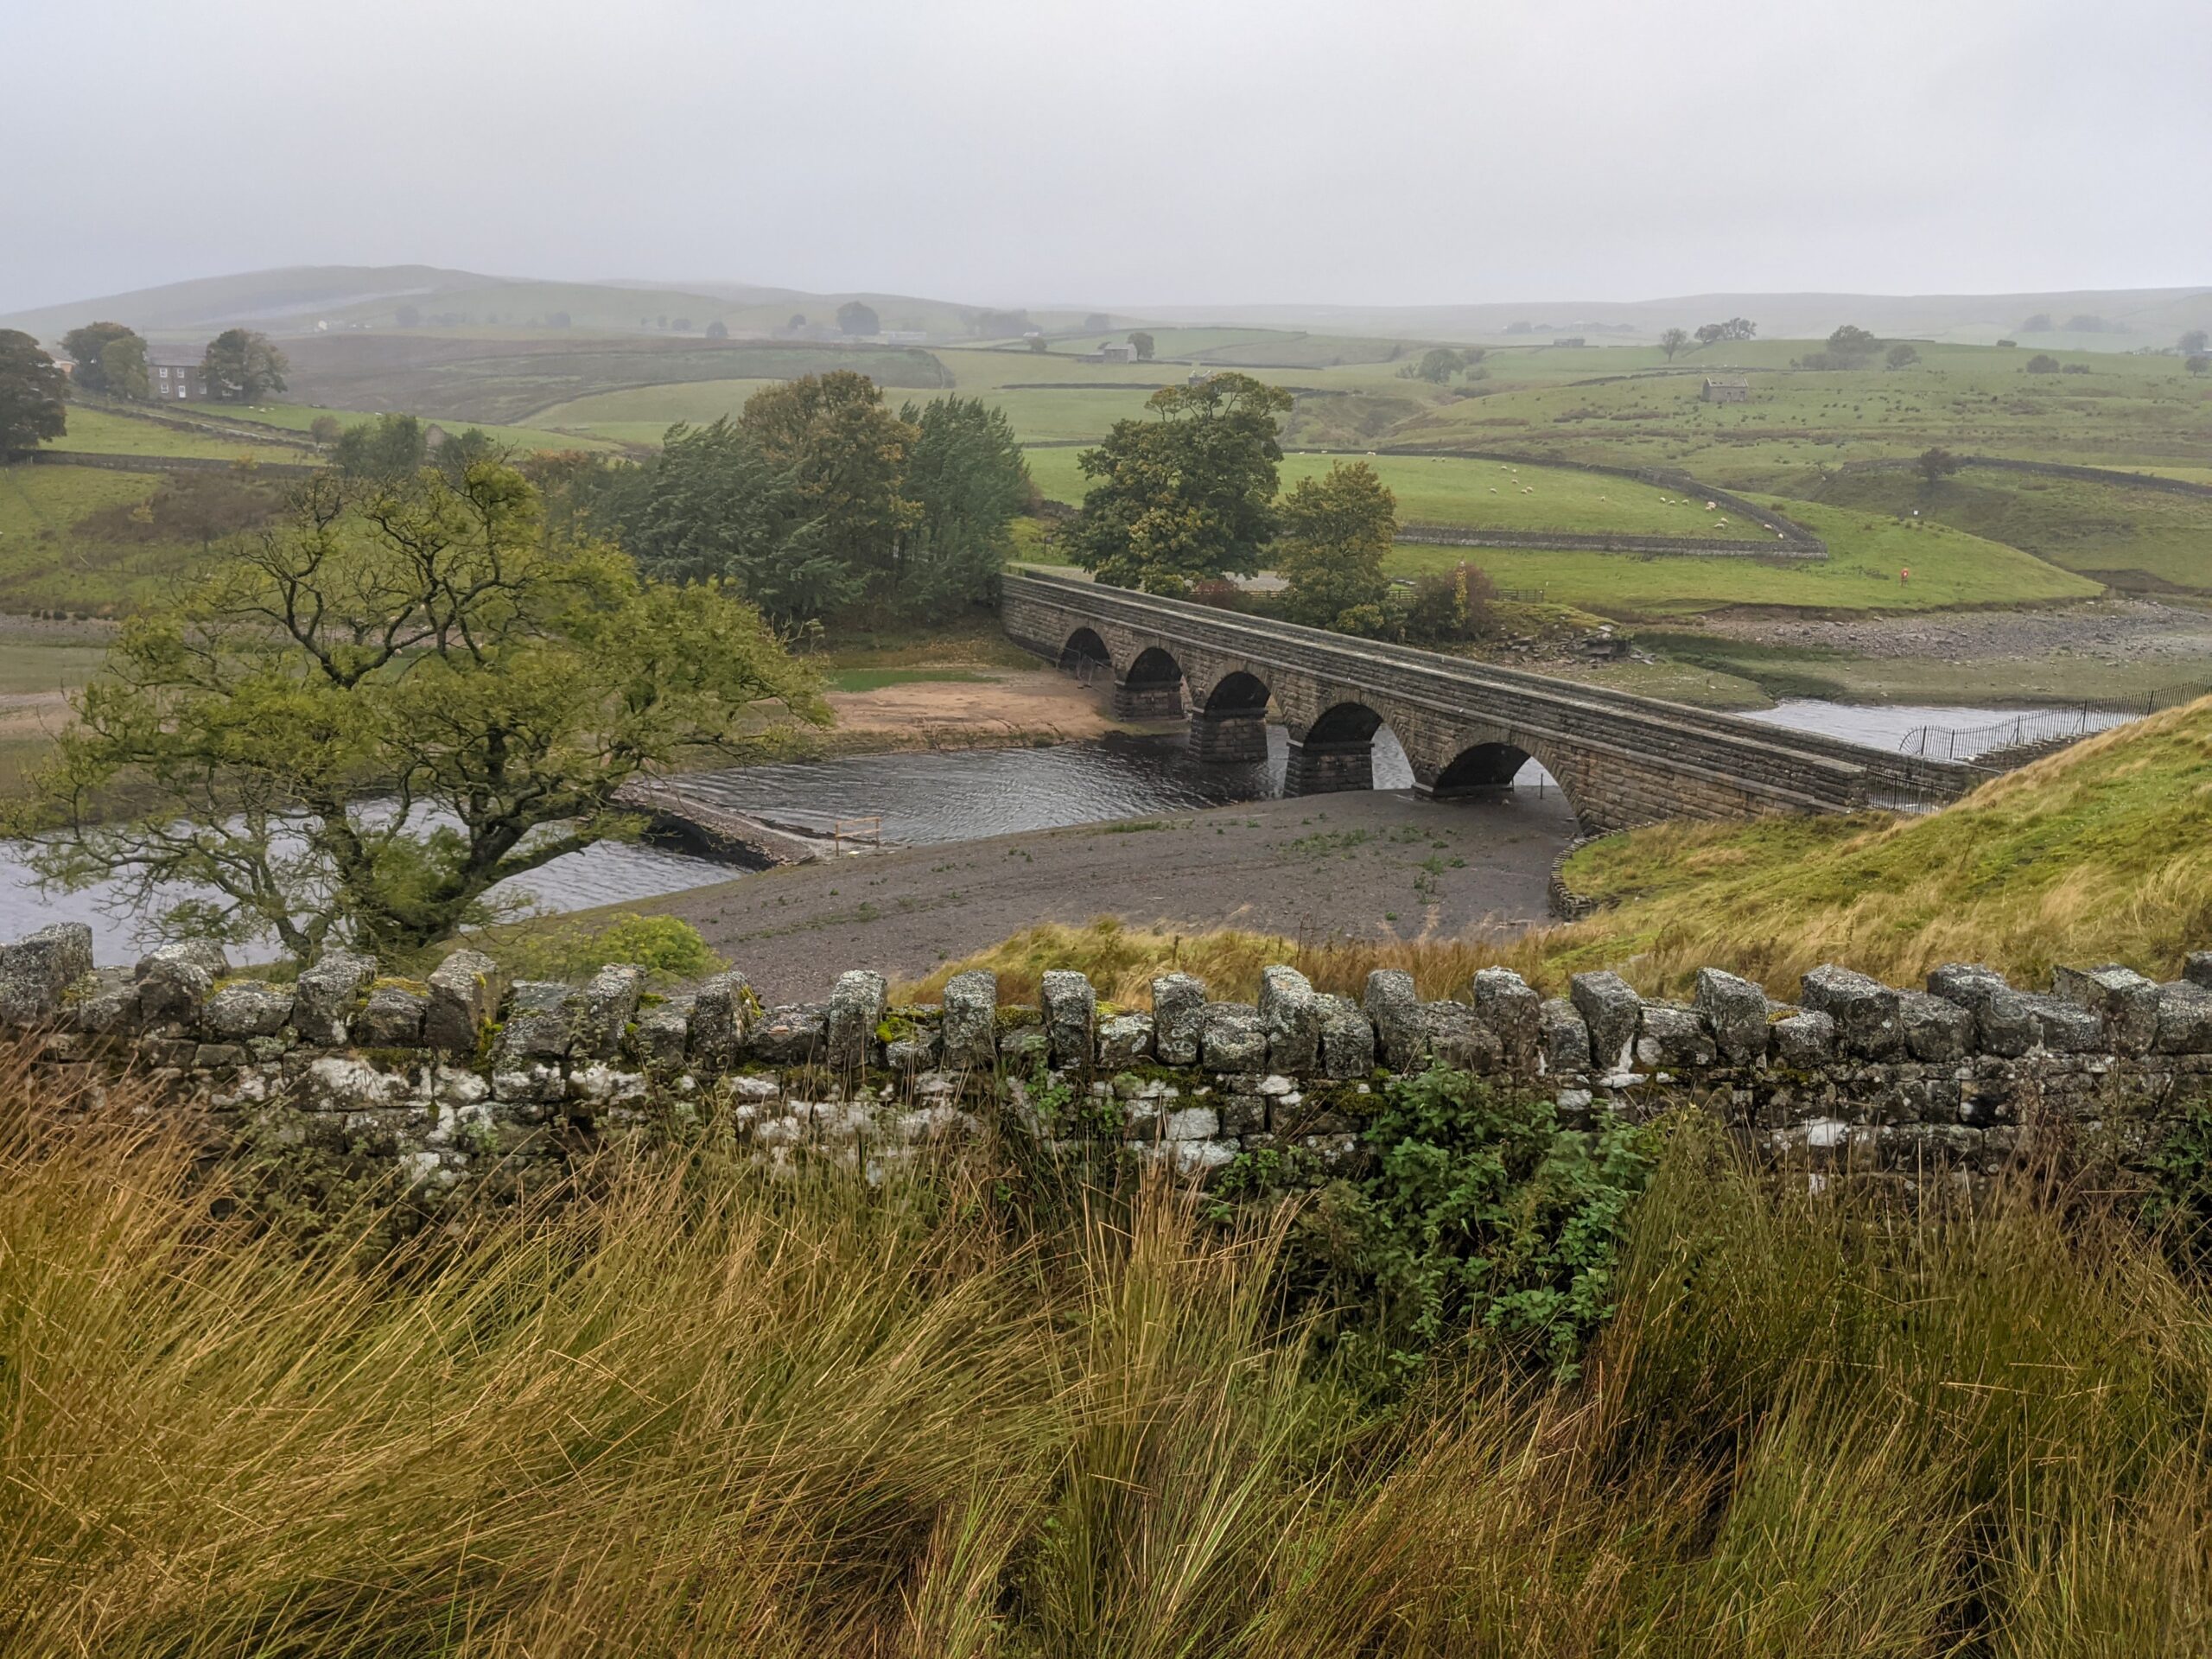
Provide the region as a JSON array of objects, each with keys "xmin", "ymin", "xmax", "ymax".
[{"xmin": 1895, "ymin": 690, "xmax": 2199, "ymax": 764}]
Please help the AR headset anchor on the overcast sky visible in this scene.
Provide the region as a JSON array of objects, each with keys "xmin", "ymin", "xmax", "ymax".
[{"xmin": 4, "ymin": 0, "xmax": 2207, "ymax": 314}]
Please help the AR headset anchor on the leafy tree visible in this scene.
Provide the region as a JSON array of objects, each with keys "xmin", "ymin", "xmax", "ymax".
[
  {"xmin": 60, "ymin": 322, "xmax": 143, "ymax": 395},
  {"xmin": 1825, "ymin": 324, "xmax": 1879, "ymax": 364},
  {"xmin": 893, "ymin": 396, "xmax": 1031, "ymax": 616},
  {"xmin": 1694, "ymin": 317, "xmax": 1756, "ymax": 346},
  {"xmin": 200, "ymin": 329, "xmax": 289, "ymax": 401},
  {"xmin": 1128, "ymin": 330, "xmax": 1155, "ymax": 361},
  {"xmin": 705, "ymin": 320, "xmax": 728, "ymax": 340},
  {"xmin": 2021, "ymin": 313, "xmax": 2054, "ymax": 333},
  {"xmin": 1694, "ymin": 323, "xmax": 1724, "ymax": 348},
  {"xmin": 1273, "ymin": 461, "xmax": 1396, "ymax": 630},
  {"xmin": 1658, "ymin": 327, "xmax": 1688, "ymax": 361},
  {"xmin": 332, "ymin": 413, "xmax": 429, "ymax": 480},
  {"xmin": 308, "ymin": 415, "xmax": 343, "ymax": 444},
  {"xmin": 738, "ymin": 371, "xmax": 917, "ymax": 597},
  {"xmin": 1885, "ymin": 342, "xmax": 1922, "ymax": 369},
  {"xmin": 16, "ymin": 461, "xmax": 826, "ymax": 963},
  {"xmin": 1082, "ymin": 313, "xmax": 1111, "ymax": 332},
  {"xmin": 0, "ymin": 331, "xmax": 68, "ymax": 452},
  {"xmin": 786, "ymin": 313, "xmax": 807, "ymax": 332},
  {"xmin": 98, "ymin": 334, "xmax": 150, "ymax": 400},
  {"xmin": 1066, "ymin": 372, "xmax": 1294, "ymax": 593},
  {"xmin": 1027, "ymin": 335, "xmax": 1050, "ymax": 353},
  {"xmin": 1916, "ymin": 446, "xmax": 1961, "ymax": 486},
  {"xmin": 2182, "ymin": 329, "xmax": 2209, "ymax": 356},
  {"xmin": 836, "ymin": 300, "xmax": 880, "ymax": 336},
  {"xmin": 2026, "ymin": 353, "xmax": 2062, "ymax": 374},
  {"xmin": 2188, "ymin": 356, "xmax": 2210, "ymax": 378},
  {"xmin": 1412, "ymin": 346, "xmax": 1464, "ymax": 385},
  {"xmin": 615, "ymin": 419, "xmax": 853, "ymax": 626}
]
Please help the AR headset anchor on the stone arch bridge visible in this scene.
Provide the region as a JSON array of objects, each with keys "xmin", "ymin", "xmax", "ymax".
[{"xmin": 1002, "ymin": 570, "xmax": 1984, "ymax": 832}]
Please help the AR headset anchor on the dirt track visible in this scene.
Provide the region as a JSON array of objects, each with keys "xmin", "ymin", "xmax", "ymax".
[{"xmin": 646, "ymin": 786, "xmax": 1579, "ymax": 1002}]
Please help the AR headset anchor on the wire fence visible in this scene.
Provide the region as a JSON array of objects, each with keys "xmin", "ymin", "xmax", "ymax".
[{"xmin": 1897, "ymin": 683, "xmax": 2204, "ymax": 763}]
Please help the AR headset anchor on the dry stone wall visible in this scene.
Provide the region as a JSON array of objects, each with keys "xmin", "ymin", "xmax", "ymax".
[{"xmin": 10, "ymin": 920, "xmax": 2212, "ymax": 1198}]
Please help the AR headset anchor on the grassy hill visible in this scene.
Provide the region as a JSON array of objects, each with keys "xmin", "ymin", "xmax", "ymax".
[
  {"xmin": 1798, "ymin": 466, "xmax": 2212, "ymax": 596},
  {"xmin": 276, "ymin": 335, "xmax": 955, "ymax": 424},
  {"xmin": 1389, "ymin": 349, "xmax": 2212, "ymax": 483},
  {"xmin": 907, "ymin": 694, "xmax": 2212, "ymax": 1007},
  {"xmin": 0, "ymin": 265, "xmax": 1029, "ymax": 346},
  {"xmin": 1383, "ymin": 493, "xmax": 2101, "ymax": 617},
  {"xmin": 1141, "ymin": 286, "xmax": 2212, "ymax": 349}
]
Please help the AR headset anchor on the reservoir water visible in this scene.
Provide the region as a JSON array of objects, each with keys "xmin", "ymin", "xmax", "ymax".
[{"xmin": 0, "ymin": 700, "xmax": 2126, "ymax": 957}]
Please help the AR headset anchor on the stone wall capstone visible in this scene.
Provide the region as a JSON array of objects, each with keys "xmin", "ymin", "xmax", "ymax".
[{"xmin": 9, "ymin": 919, "xmax": 2210, "ymax": 1201}]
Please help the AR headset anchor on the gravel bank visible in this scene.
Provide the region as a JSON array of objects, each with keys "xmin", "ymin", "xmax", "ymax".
[{"xmin": 648, "ymin": 787, "xmax": 1578, "ymax": 1003}]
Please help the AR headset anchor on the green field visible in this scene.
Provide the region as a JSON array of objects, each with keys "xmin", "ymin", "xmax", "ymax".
[
  {"xmin": 1028, "ymin": 448, "xmax": 1751, "ymax": 535},
  {"xmin": 48, "ymin": 408, "xmax": 306, "ymax": 466},
  {"xmin": 538, "ymin": 379, "xmax": 1165, "ymax": 448},
  {"xmin": 1392, "ymin": 349, "xmax": 2212, "ymax": 483},
  {"xmin": 1382, "ymin": 494, "xmax": 2100, "ymax": 617},
  {"xmin": 1796, "ymin": 467, "xmax": 2212, "ymax": 594},
  {"xmin": 204, "ymin": 402, "xmax": 622, "ymax": 454}
]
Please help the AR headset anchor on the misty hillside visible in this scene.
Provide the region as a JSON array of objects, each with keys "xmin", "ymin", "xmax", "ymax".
[
  {"xmin": 0, "ymin": 267, "xmax": 1039, "ymax": 346},
  {"xmin": 1124, "ymin": 287, "xmax": 2212, "ymax": 348},
  {"xmin": 9, "ymin": 265, "xmax": 2209, "ymax": 353}
]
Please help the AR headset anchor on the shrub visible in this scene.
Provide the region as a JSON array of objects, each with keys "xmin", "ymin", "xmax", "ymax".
[
  {"xmin": 1339, "ymin": 1068, "xmax": 1653, "ymax": 1379},
  {"xmin": 2026, "ymin": 353, "xmax": 2063, "ymax": 374},
  {"xmin": 1400, "ymin": 561, "xmax": 1496, "ymax": 642},
  {"xmin": 481, "ymin": 912, "xmax": 722, "ymax": 985},
  {"xmin": 1188, "ymin": 577, "xmax": 1246, "ymax": 608}
]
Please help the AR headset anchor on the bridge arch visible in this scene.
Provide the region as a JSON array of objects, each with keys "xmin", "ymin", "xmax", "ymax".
[
  {"xmin": 1285, "ymin": 698, "xmax": 1406, "ymax": 796},
  {"xmin": 1423, "ymin": 731, "xmax": 1580, "ymax": 821},
  {"xmin": 1198, "ymin": 669, "xmax": 1270, "ymax": 715},
  {"xmin": 1058, "ymin": 626, "xmax": 1111, "ymax": 680},
  {"xmin": 1115, "ymin": 645, "xmax": 1186, "ymax": 720}
]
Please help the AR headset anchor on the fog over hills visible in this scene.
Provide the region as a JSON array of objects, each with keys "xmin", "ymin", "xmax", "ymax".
[{"xmin": 7, "ymin": 266, "xmax": 2210, "ymax": 351}]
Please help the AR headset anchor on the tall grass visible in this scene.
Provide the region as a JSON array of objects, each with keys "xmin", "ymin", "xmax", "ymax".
[{"xmin": 4, "ymin": 1062, "xmax": 2209, "ymax": 1655}]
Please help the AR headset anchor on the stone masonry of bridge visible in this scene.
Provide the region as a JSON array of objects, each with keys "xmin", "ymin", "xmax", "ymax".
[{"xmin": 1002, "ymin": 570, "xmax": 1984, "ymax": 832}]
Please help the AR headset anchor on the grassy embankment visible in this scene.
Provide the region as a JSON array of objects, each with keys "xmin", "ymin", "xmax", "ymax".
[
  {"xmin": 1799, "ymin": 465, "xmax": 2212, "ymax": 596},
  {"xmin": 909, "ymin": 694, "xmax": 2212, "ymax": 1007},
  {"xmin": 5, "ymin": 1053, "xmax": 2209, "ymax": 1652}
]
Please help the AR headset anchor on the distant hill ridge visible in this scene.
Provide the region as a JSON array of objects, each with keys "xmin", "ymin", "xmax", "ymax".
[{"xmin": 6, "ymin": 265, "xmax": 2209, "ymax": 351}]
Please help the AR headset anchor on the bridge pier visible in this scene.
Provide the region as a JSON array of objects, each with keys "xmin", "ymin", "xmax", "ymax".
[
  {"xmin": 1113, "ymin": 677, "xmax": 1185, "ymax": 720},
  {"xmin": 1285, "ymin": 736, "xmax": 1374, "ymax": 796},
  {"xmin": 1189, "ymin": 705, "xmax": 1269, "ymax": 764}
]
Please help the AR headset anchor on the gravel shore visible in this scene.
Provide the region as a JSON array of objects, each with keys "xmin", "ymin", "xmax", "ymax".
[{"xmin": 647, "ymin": 787, "xmax": 1579, "ymax": 1002}]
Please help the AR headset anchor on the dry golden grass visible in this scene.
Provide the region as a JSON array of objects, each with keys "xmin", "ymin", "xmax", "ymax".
[
  {"xmin": 5, "ymin": 1066, "xmax": 2210, "ymax": 1655},
  {"xmin": 901, "ymin": 696, "xmax": 2212, "ymax": 1006}
]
